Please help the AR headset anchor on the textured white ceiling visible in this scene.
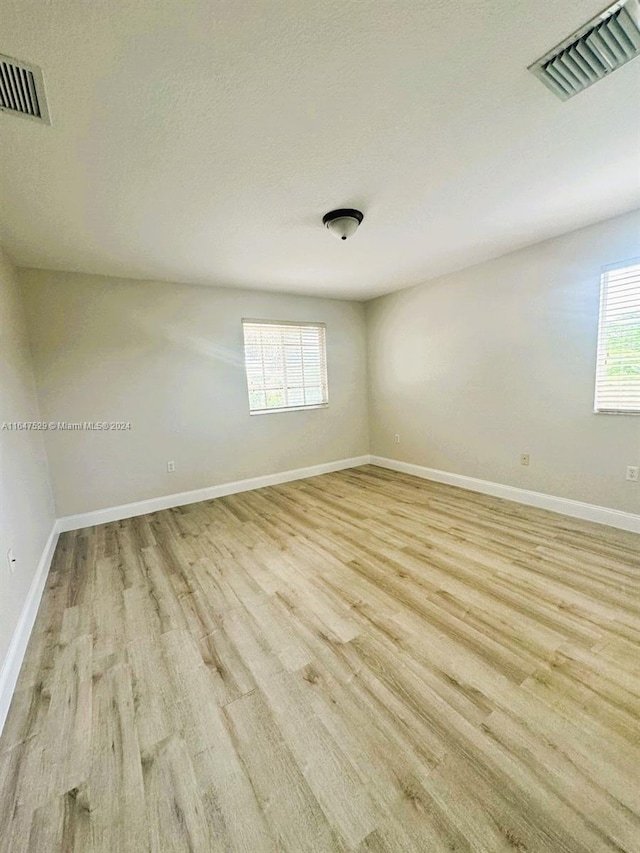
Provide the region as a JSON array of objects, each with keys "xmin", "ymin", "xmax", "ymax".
[{"xmin": 1, "ymin": 0, "xmax": 639, "ymax": 300}]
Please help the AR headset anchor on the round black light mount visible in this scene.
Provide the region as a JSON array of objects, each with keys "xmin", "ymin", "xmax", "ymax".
[{"xmin": 323, "ymin": 208, "xmax": 364, "ymax": 240}]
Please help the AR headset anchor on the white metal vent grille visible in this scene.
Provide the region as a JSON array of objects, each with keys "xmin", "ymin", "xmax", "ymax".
[
  {"xmin": 0, "ymin": 53, "xmax": 50, "ymax": 123},
  {"xmin": 529, "ymin": 1, "xmax": 640, "ymax": 100}
]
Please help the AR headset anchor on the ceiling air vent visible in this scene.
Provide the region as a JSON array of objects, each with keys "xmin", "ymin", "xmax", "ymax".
[
  {"xmin": 0, "ymin": 53, "xmax": 50, "ymax": 124},
  {"xmin": 529, "ymin": 0, "xmax": 640, "ymax": 100}
]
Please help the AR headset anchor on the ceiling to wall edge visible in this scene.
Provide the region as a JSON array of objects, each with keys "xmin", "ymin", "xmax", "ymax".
[{"xmin": 10, "ymin": 205, "xmax": 640, "ymax": 304}]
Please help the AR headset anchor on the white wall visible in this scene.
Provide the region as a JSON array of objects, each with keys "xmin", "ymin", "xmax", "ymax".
[
  {"xmin": 366, "ymin": 210, "xmax": 640, "ymax": 514},
  {"xmin": 0, "ymin": 247, "xmax": 55, "ymax": 671},
  {"xmin": 20, "ymin": 270, "xmax": 369, "ymax": 517},
  {"xmin": 12, "ymin": 210, "xmax": 640, "ymax": 526}
]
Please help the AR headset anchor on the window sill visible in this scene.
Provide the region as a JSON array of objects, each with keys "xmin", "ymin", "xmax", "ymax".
[{"xmin": 249, "ymin": 403, "xmax": 329, "ymax": 416}]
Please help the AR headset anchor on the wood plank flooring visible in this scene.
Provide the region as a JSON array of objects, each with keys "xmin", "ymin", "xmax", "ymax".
[{"xmin": 1, "ymin": 465, "xmax": 639, "ymax": 852}]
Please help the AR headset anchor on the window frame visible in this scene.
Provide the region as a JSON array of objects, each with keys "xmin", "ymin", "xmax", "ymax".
[
  {"xmin": 593, "ymin": 257, "xmax": 640, "ymax": 416},
  {"xmin": 241, "ymin": 318, "xmax": 329, "ymax": 416}
]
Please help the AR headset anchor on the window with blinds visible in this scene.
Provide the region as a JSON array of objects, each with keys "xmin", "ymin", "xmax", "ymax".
[
  {"xmin": 242, "ymin": 320, "xmax": 328, "ymax": 414},
  {"xmin": 594, "ymin": 259, "xmax": 640, "ymax": 414}
]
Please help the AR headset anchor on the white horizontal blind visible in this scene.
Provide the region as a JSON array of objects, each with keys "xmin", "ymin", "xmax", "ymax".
[
  {"xmin": 594, "ymin": 259, "xmax": 640, "ymax": 413},
  {"xmin": 242, "ymin": 320, "xmax": 328, "ymax": 413}
]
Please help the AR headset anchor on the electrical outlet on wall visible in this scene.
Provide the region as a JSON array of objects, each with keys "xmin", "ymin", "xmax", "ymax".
[
  {"xmin": 394, "ymin": 434, "xmax": 400, "ymax": 444},
  {"xmin": 520, "ymin": 454, "xmax": 530, "ymax": 466},
  {"xmin": 626, "ymin": 466, "xmax": 639, "ymax": 482},
  {"xmin": 167, "ymin": 461, "xmax": 176, "ymax": 473}
]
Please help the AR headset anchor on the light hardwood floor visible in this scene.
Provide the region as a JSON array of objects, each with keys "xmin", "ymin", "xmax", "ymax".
[{"xmin": 1, "ymin": 465, "xmax": 639, "ymax": 852}]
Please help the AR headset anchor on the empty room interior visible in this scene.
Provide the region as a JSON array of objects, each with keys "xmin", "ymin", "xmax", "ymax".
[{"xmin": 1, "ymin": 0, "xmax": 640, "ymax": 851}]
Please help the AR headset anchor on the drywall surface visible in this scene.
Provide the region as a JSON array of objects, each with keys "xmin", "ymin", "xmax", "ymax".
[
  {"xmin": 2, "ymin": 0, "xmax": 639, "ymax": 299},
  {"xmin": 21, "ymin": 270, "xmax": 369, "ymax": 516},
  {"xmin": 366, "ymin": 210, "xmax": 640, "ymax": 513},
  {"xmin": 0, "ymin": 247, "xmax": 55, "ymax": 668}
]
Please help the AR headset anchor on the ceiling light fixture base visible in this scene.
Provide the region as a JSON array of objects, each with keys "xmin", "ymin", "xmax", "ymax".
[{"xmin": 323, "ymin": 208, "xmax": 364, "ymax": 240}]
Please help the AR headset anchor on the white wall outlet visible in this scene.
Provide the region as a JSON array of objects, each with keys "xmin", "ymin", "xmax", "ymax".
[
  {"xmin": 394, "ymin": 434, "xmax": 400, "ymax": 444},
  {"xmin": 7, "ymin": 549, "xmax": 16, "ymax": 573},
  {"xmin": 520, "ymin": 453, "xmax": 530, "ymax": 466},
  {"xmin": 167, "ymin": 461, "xmax": 176, "ymax": 473},
  {"xmin": 626, "ymin": 466, "xmax": 639, "ymax": 482}
]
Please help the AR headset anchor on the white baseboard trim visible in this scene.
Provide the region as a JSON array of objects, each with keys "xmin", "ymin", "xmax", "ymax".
[
  {"xmin": 0, "ymin": 522, "xmax": 59, "ymax": 736},
  {"xmin": 371, "ymin": 456, "xmax": 640, "ymax": 533},
  {"xmin": 57, "ymin": 455, "xmax": 372, "ymax": 532}
]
